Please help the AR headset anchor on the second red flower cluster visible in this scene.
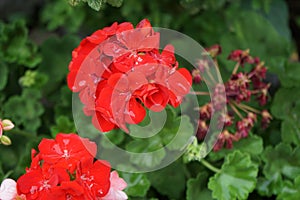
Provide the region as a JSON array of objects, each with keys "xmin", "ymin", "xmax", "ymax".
[{"xmin": 16, "ymin": 133, "xmax": 127, "ymax": 200}]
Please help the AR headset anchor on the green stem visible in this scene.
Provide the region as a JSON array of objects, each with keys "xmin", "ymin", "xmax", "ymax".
[
  {"xmin": 8, "ymin": 129, "xmax": 35, "ymax": 138},
  {"xmin": 200, "ymin": 159, "xmax": 221, "ymax": 173},
  {"xmin": 232, "ymin": 62, "xmax": 240, "ymax": 74}
]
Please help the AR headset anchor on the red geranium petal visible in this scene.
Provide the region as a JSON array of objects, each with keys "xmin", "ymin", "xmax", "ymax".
[
  {"xmin": 92, "ymin": 112, "xmax": 116, "ymax": 132},
  {"xmin": 168, "ymin": 68, "xmax": 192, "ymax": 96},
  {"xmin": 125, "ymin": 98, "xmax": 146, "ymax": 124},
  {"xmin": 127, "ymin": 71, "xmax": 148, "ymax": 91},
  {"xmin": 107, "ymin": 73, "xmax": 129, "ymax": 92},
  {"xmin": 87, "ymin": 30, "xmax": 107, "ymax": 44}
]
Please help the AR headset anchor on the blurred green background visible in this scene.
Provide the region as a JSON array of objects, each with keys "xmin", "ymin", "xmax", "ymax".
[{"xmin": 1, "ymin": 0, "xmax": 300, "ymax": 199}]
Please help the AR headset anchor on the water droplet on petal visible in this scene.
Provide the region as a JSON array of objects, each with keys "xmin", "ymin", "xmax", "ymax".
[{"xmin": 79, "ymin": 80, "xmax": 86, "ymax": 87}]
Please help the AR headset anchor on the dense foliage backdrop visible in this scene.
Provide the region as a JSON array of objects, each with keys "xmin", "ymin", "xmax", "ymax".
[{"xmin": 1, "ymin": 0, "xmax": 300, "ymax": 199}]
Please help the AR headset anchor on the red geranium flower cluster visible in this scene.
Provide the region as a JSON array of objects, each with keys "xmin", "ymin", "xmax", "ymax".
[
  {"xmin": 14, "ymin": 133, "xmax": 127, "ymax": 200},
  {"xmin": 192, "ymin": 45, "xmax": 272, "ymax": 151},
  {"xmin": 67, "ymin": 19, "xmax": 192, "ymax": 132}
]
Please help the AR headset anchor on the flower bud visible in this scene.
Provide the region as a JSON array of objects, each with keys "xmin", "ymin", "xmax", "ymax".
[
  {"xmin": 0, "ymin": 135, "xmax": 12, "ymax": 145},
  {"xmin": 2, "ymin": 119, "xmax": 14, "ymax": 131},
  {"xmin": 192, "ymin": 69, "xmax": 201, "ymax": 83},
  {"xmin": 205, "ymin": 44, "xmax": 222, "ymax": 58}
]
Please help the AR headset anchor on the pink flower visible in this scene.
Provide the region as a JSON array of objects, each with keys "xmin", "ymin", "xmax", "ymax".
[
  {"xmin": 0, "ymin": 179, "xmax": 17, "ymax": 200},
  {"xmin": 102, "ymin": 171, "xmax": 128, "ymax": 200}
]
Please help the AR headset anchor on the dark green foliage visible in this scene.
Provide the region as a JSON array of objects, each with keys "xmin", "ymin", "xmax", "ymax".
[{"xmin": 0, "ymin": 0, "xmax": 300, "ymax": 199}]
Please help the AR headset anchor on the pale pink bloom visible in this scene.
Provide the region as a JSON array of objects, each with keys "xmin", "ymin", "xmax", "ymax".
[
  {"xmin": 102, "ymin": 171, "xmax": 128, "ymax": 200},
  {"xmin": 0, "ymin": 179, "xmax": 17, "ymax": 200}
]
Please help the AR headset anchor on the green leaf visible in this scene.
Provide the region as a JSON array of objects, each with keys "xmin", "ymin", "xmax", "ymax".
[
  {"xmin": 0, "ymin": 62, "xmax": 8, "ymax": 90},
  {"xmin": 126, "ymin": 106, "xmax": 193, "ymax": 168},
  {"xmin": 106, "ymin": 0, "xmax": 123, "ymax": 7},
  {"xmin": 19, "ymin": 70, "xmax": 48, "ymax": 89},
  {"xmin": 147, "ymin": 161, "xmax": 186, "ymax": 199},
  {"xmin": 118, "ymin": 172, "xmax": 151, "ymax": 197},
  {"xmin": 277, "ymin": 176, "xmax": 300, "ymax": 200},
  {"xmin": 38, "ymin": 35, "xmax": 79, "ymax": 94},
  {"xmin": 162, "ymin": 115, "xmax": 194, "ymax": 151},
  {"xmin": 0, "ymin": 20, "xmax": 41, "ymax": 68},
  {"xmin": 50, "ymin": 116, "xmax": 76, "ymax": 137},
  {"xmin": 54, "ymin": 86, "xmax": 73, "ymax": 118},
  {"xmin": 209, "ymin": 135, "xmax": 263, "ymax": 161},
  {"xmin": 125, "ymin": 137, "xmax": 166, "ymax": 169},
  {"xmin": 256, "ymin": 174, "xmax": 283, "ymax": 197},
  {"xmin": 208, "ymin": 151, "xmax": 258, "ymax": 200},
  {"xmin": 262, "ymin": 143, "xmax": 300, "ymax": 181},
  {"xmin": 86, "ymin": 0, "xmax": 104, "ymax": 11},
  {"xmin": 281, "ymin": 114, "xmax": 300, "ymax": 146},
  {"xmin": 159, "ymin": 106, "xmax": 194, "ymax": 151},
  {"xmin": 100, "ymin": 129, "xmax": 125, "ymax": 149},
  {"xmin": 41, "ymin": 0, "xmax": 85, "ymax": 33},
  {"xmin": 257, "ymin": 143, "xmax": 300, "ymax": 196},
  {"xmin": 3, "ymin": 89, "xmax": 44, "ymax": 133},
  {"xmin": 186, "ymin": 172, "xmax": 213, "ymax": 200},
  {"xmin": 220, "ymin": 10, "xmax": 291, "ymax": 70},
  {"xmin": 278, "ymin": 62, "xmax": 300, "ymax": 88},
  {"xmin": 271, "ymin": 87, "xmax": 300, "ymax": 120}
]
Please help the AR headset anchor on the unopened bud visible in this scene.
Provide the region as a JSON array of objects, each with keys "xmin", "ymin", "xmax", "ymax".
[
  {"xmin": 0, "ymin": 135, "xmax": 12, "ymax": 145},
  {"xmin": 205, "ymin": 44, "xmax": 222, "ymax": 58},
  {"xmin": 2, "ymin": 119, "xmax": 14, "ymax": 131}
]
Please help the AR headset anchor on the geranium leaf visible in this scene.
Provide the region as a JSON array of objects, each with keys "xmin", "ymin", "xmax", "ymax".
[
  {"xmin": 86, "ymin": 0, "xmax": 104, "ymax": 11},
  {"xmin": 147, "ymin": 161, "xmax": 186, "ymax": 199},
  {"xmin": 208, "ymin": 151, "xmax": 258, "ymax": 200},
  {"xmin": 278, "ymin": 62, "xmax": 300, "ymax": 87},
  {"xmin": 186, "ymin": 172, "xmax": 213, "ymax": 200},
  {"xmin": 256, "ymin": 174, "xmax": 283, "ymax": 197},
  {"xmin": 220, "ymin": 10, "xmax": 291, "ymax": 70},
  {"xmin": 271, "ymin": 87, "xmax": 300, "ymax": 120},
  {"xmin": 277, "ymin": 176, "xmax": 300, "ymax": 200},
  {"xmin": 38, "ymin": 35, "xmax": 79, "ymax": 95},
  {"xmin": 118, "ymin": 172, "xmax": 151, "ymax": 197},
  {"xmin": 0, "ymin": 20, "xmax": 41, "ymax": 68},
  {"xmin": 257, "ymin": 143, "xmax": 300, "ymax": 196},
  {"xmin": 3, "ymin": 89, "xmax": 44, "ymax": 133},
  {"xmin": 106, "ymin": 0, "xmax": 123, "ymax": 7},
  {"xmin": 281, "ymin": 116, "xmax": 300, "ymax": 146},
  {"xmin": 162, "ymin": 115, "xmax": 194, "ymax": 151},
  {"xmin": 0, "ymin": 62, "xmax": 8, "ymax": 90},
  {"xmin": 101, "ymin": 129, "xmax": 125, "ymax": 149},
  {"xmin": 50, "ymin": 115, "xmax": 76, "ymax": 138},
  {"xmin": 41, "ymin": 0, "xmax": 85, "ymax": 33},
  {"xmin": 262, "ymin": 143, "xmax": 300, "ymax": 181},
  {"xmin": 126, "ymin": 137, "xmax": 165, "ymax": 169}
]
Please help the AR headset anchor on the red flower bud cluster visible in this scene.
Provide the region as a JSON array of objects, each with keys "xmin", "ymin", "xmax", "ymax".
[
  {"xmin": 16, "ymin": 133, "xmax": 127, "ymax": 200},
  {"xmin": 67, "ymin": 19, "xmax": 192, "ymax": 132},
  {"xmin": 193, "ymin": 46, "xmax": 272, "ymax": 151}
]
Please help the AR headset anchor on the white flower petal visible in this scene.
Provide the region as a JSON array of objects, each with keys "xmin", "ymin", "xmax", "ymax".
[{"xmin": 0, "ymin": 179, "xmax": 17, "ymax": 200}]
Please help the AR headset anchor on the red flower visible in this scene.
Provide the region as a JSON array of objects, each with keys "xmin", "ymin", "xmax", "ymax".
[
  {"xmin": 38, "ymin": 133, "xmax": 97, "ymax": 173},
  {"xmin": 76, "ymin": 158, "xmax": 111, "ymax": 199},
  {"xmin": 15, "ymin": 133, "xmax": 127, "ymax": 199},
  {"xmin": 50, "ymin": 181, "xmax": 85, "ymax": 200},
  {"xmin": 67, "ymin": 19, "xmax": 192, "ymax": 133},
  {"xmin": 135, "ymin": 83, "xmax": 169, "ymax": 112},
  {"xmin": 17, "ymin": 166, "xmax": 69, "ymax": 200}
]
